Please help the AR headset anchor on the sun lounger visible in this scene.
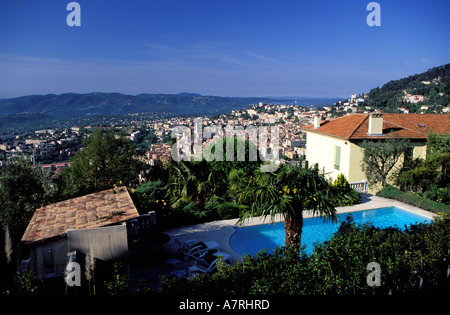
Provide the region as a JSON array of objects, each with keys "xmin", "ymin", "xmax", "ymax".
[
  {"xmin": 188, "ymin": 251, "xmax": 232, "ymax": 277},
  {"xmin": 175, "ymin": 238, "xmax": 221, "ymax": 260}
]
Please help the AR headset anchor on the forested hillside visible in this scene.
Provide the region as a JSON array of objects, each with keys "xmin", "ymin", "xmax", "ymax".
[{"xmin": 367, "ymin": 64, "xmax": 450, "ymax": 113}]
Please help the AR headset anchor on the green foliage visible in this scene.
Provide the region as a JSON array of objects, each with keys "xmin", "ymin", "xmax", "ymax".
[
  {"xmin": 332, "ymin": 173, "xmax": 350, "ymax": 190},
  {"xmin": 130, "ymin": 179, "xmax": 168, "ymax": 215},
  {"xmin": 206, "ymin": 136, "xmax": 262, "ymax": 196},
  {"xmin": 360, "ymin": 138, "xmax": 411, "ymax": 188},
  {"xmin": 329, "ymin": 173, "xmax": 361, "ymax": 206},
  {"xmin": 133, "ymin": 128, "xmax": 158, "ymax": 153},
  {"xmin": 166, "ymin": 159, "xmax": 220, "ymax": 208},
  {"xmin": 377, "ymin": 185, "xmax": 450, "ymax": 214},
  {"xmin": 103, "ymin": 262, "xmax": 130, "ymax": 295},
  {"xmin": 396, "ymin": 157, "xmax": 439, "ymax": 193},
  {"xmin": 309, "ymin": 213, "xmax": 450, "ymax": 294},
  {"xmin": 396, "ymin": 132, "xmax": 449, "ymax": 199},
  {"xmin": 423, "ymin": 186, "xmax": 450, "ymax": 205},
  {"xmin": 0, "ymin": 160, "xmax": 55, "ymax": 290},
  {"xmin": 205, "ymin": 197, "xmax": 245, "ymax": 220},
  {"xmin": 427, "ymin": 132, "xmax": 450, "ymax": 156},
  {"xmin": 328, "ymin": 187, "xmax": 361, "ymax": 207},
  {"xmin": 0, "ymin": 159, "xmax": 54, "ymax": 244},
  {"xmin": 160, "ymin": 213, "xmax": 450, "ymax": 295},
  {"xmin": 58, "ymin": 127, "xmax": 147, "ymax": 198},
  {"xmin": 3, "ymin": 271, "xmax": 41, "ymax": 295},
  {"xmin": 426, "ymin": 132, "xmax": 450, "ymax": 189},
  {"xmin": 160, "ymin": 245, "xmax": 310, "ymax": 295}
]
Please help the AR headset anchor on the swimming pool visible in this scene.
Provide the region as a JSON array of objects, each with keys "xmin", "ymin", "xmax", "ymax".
[{"xmin": 229, "ymin": 206, "xmax": 433, "ymax": 256}]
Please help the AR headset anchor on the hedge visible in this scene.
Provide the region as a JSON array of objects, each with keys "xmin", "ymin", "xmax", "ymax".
[{"xmin": 376, "ymin": 185, "xmax": 450, "ymax": 214}]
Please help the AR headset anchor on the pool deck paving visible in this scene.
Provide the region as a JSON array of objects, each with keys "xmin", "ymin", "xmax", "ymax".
[{"xmin": 128, "ymin": 194, "xmax": 438, "ymax": 291}]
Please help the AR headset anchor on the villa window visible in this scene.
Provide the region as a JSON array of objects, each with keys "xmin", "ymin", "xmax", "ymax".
[{"xmin": 334, "ymin": 145, "xmax": 341, "ymax": 170}]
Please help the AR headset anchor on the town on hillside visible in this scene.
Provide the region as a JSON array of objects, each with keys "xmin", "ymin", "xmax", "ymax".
[{"xmin": 1, "ymin": 93, "xmax": 449, "ymax": 173}]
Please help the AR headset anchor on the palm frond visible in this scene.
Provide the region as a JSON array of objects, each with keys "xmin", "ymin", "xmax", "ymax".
[{"xmin": 236, "ymin": 164, "xmax": 338, "ymax": 224}]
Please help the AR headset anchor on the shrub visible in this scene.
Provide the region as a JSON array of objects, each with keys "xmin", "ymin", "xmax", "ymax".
[
  {"xmin": 159, "ymin": 201, "xmax": 219, "ymax": 228},
  {"xmin": 423, "ymin": 186, "xmax": 450, "ymax": 205},
  {"xmin": 160, "ymin": 246, "xmax": 312, "ymax": 295},
  {"xmin": 328, "ymin": 173, "xmax": 361, "ymax": 207},
  {"xmin": 103, "ymin": 262, "xmax": 130, "ymax": 295},
  {"xmin": 206, "ymin": 200, "xmax": 243, "ymax": 220},
  {"xmin": 377, "ymin": 185, "xmax": 450, "ymax": 214},
  {"xmin": 332, "ymin": 173, "xmax": 351, "ymax": 191},
  {"xmin": 4, "ymin": 271, "xmax": 41, "ymax": 295},
  {"xmin": 309, "ymin": 213, "xmax": 450, "ymax": 294},
  {"xmin": 329, "ymin": 188, "xmax": 361, "ymax": 207}
]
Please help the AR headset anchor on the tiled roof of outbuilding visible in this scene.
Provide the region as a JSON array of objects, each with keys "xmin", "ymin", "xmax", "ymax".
[{"xmin": 21, "ymin": 186, "xmax": 139, "ymax": 245}]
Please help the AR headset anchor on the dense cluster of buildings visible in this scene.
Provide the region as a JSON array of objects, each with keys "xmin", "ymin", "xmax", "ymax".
[
  {"xmin": 1, "ymin": 93, "xmax": 449, "ymax": 176},
  {"xmin": 0, "ymin": 128, "xmax": 83, "ymax": 169},
  {"xmin": 144, "ymin": 103, "xmax": 321, "ymax": 166}
]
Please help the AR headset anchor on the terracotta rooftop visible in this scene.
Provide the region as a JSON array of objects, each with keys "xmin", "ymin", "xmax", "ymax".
[
  {"xmin": 303, "ymin": 113, "xmax": 449, "ymax": 140},
  {"xmin": 21, "ymin": 186, "xmax": 139, "ymax": 245}
]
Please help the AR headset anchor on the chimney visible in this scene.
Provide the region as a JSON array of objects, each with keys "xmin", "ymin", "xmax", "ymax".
[
  {"xmin": 313, "ymin": 115, "xmax": 321, "ymax": 129},
  {"xmin": 368, "ymin": 113, "xmax": 383, "ymax": 136}
]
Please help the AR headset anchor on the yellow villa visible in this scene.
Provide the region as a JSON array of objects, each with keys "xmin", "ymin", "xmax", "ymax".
[{"xmin": 303, "ymin": 113, "xmax": 449, "ymax": 193}]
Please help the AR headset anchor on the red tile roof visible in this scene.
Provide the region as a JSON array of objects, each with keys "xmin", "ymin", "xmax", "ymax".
[
  {"xmin": 21, "ymin": 186, "xmax": 139, "ymax": 245},
  {"xmin": 303, "ymin": 114, "xmax": 449, "ymax": 140}
]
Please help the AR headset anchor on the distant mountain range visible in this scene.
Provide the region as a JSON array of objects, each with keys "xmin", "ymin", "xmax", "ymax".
[
  {"xmin": 1, "ymin": 63, "xmax": 448, "ymax": 132},
  {"xmin": 0, "ymin": 92, "xmax": 340, "ymax": 118}
]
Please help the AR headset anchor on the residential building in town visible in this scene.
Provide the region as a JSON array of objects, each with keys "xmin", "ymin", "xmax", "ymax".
[{"xmin": 303, "ymin": 113, "xmax": 449, "ymax": 193}]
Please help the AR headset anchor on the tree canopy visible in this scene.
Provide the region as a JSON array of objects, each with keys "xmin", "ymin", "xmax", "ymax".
[
  {"xmin": 360, "ymin": 138, "xmax": 411, "ymax": 189},
  {"xmin": 0, "ymin": 159, "xmax": 54, "ymax": 244},
  {"xmin": 57, "ymin": 127, "xmax": 147, "ymax": 199}
]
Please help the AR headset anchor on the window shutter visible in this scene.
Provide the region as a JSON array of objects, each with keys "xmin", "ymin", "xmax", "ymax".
[{"xmin": 334, "ymin": 146, "xmax": 341, "ymax": 170}]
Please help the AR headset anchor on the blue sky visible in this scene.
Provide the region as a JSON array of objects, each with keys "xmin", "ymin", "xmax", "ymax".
[{"xmin": 0, "ymin": 0, "xmax": 449, "ymax": 99}]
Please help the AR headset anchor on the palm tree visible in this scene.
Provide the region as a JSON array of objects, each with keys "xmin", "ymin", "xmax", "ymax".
[
  {"xmin": 230, "ymin": 164, "xmax": 337, "ymax": 246},
  {"xmin": 166, "ymin": 159, "xmax": 220, "ymax": 208}
]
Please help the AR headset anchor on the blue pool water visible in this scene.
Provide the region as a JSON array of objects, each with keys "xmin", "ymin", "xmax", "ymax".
[{"xmin": 230, "ymin": 207, "xmax": 433, "ymax": 256}]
